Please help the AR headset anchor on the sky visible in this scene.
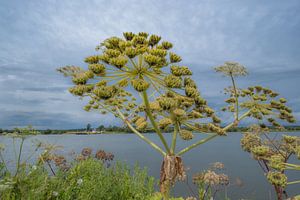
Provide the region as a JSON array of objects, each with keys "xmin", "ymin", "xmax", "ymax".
[{"xmin": 0, "ymin": 0, "xmax": 300, "ymax": 129}]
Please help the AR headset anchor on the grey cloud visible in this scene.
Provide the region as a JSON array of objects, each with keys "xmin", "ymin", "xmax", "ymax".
[{"xmin": 0, "ymin": 0, "xmax": 299, "ymax": 129}]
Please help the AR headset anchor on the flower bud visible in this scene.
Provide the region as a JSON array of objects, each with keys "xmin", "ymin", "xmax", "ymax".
[
  {"xmin": 131, "ymin": 79, "xmax": 150, "ymax": 92},
  {"xmin": 88, "ymin": 64, "xmax": 105, "ymax": 75},
  {"xmin": 185, "ymin": 87, "xmax": 199, "ymax": 98},
  {"xmin": 123, "ymin": 32, "xmax": 135, "ymax": 41},
  {"xmin": 93, "ymin": 86, "xmax": 117, "ymax": 100},
  {"xmin": 267, "ymin": 172, "xmax": 287, "ymax": 187},
  {"xmin": 149, "ymin": 34, "xmax": 161, "ymax": 46},
  {"xmin": 173, "ymin": 108, "xmax": 186, "ymax": 117},
  {"xmin": 138, "ymin": 32, "xmax": 148, "ymax": 38},
  {"xmin": 144, "ymin": 54, "xmax": 161, "ymax": 66},
  {"xmin": 149, "ymin": 49, "xmax": 167, "ymax": 57},
  {"xmin": 164, "ymin": 75, "xmax": 182, "ymax": 88},
  {"xmin": 105, "ymin": 49, "xmax": 121, "ymax": 58},
  {"xmin": 171, "ymin": 66, "xmax": 192, "ymax": 76},
  {"xmin": 251, "ymin": 145, "xmax": 270, "ymax": 158},
  {"xmin": 161, "ymin": 41, "xmax": 173, "ymax": 50},
  {"xmin": 169, "ymin": 52, "xmax": 182, "ymax": 63},
  {"xmin": 84, "ymin": 55, "xmax": 100, "ymax": 64},
  {"xmin": 158, "ymin": 97, "xmax": 177, "ymax": 110},
  {"xmin": 184, "ymin": 77, "xmax": 197, "ymax": 88},
  {"xmin": 125, "ymin": 47, "xmax": 137, "ymax": 58},
  {"xmin": 158, "ymin": 118, "xmax": 173, "ymax": 129},
  {"xmin": 109, "ymin": 56, "xmax": 128, "ymax": 69},
  {"xmin": 72, "ymin": 73, "xmax": 89, "ymax": 85}
]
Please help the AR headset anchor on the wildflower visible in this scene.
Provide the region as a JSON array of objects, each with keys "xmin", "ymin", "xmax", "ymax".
[
  {"xmin": 53, "ymin": 155, "xmax": 66, "ymax": 166},
  {"xmin": 77, "ymin": 178, "xmax": 83, "ymax": 185},
  {"xmin": 32, "ymin": 165, "xmax": 37, "ymax": 170},
  {"xmin": 52, "ymin": 191, "xmax": 58, "ymax": 197},
  {"xmin": 81, "ymin": 148, "xmax": 92, "ymax": 157}
]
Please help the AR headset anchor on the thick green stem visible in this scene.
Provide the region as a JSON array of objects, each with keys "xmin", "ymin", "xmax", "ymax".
[
  {"xmin": 142, "ymin": 91, "xmax": 171, "ymax": 154},
  {"xmin": 170, "ymin": 121, "xmax": 179, "ymax": 155},
  {"xmin": 177, "ymin": 134, "xmax": 218, "ymax": 156},
  {"xmin": 230, "ymin": 74, "xmax": 239, "ymax": 120},
  {"xmin": 116, "ymin": 108, "xmax": 166, "ymax": 156}
]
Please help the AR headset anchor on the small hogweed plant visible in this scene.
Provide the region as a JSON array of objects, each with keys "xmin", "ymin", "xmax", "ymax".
[
  {"xmin": 240, "ymin": 125, "xmax": 300, "ymax": 200},
  {"xmin": 58, "ymin": 32, "xmax": 296, "ymax": 199},
  {"xmin": 192, "ymin": 162, "xmax": 230, "ymax": 200}
]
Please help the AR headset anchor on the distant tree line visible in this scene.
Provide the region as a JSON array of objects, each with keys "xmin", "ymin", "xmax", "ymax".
[{"xmin": 0, "ymin": 125, "xmax": 300, "ymax": 135}]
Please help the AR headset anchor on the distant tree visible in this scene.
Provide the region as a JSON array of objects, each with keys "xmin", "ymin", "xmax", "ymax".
[
  {"xmin": 97, "ymin": 125, "xmax": 105, "ymax": 131},
  {"xmin": 44, "ymin": 129, "xmax": 52, "ymax": 134},
  {"xmin": 0, "ymin": 128, "xmax": 3, "ymax": 134},
  {"xmin": 86, "ymin": 123, "xmax": 92, "ymax": 132}
]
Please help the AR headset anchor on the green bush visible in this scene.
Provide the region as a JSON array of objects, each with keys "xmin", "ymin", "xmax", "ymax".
[{"xmin": 0, "ymin": 159, "xmax": 156, "ymax": 200}]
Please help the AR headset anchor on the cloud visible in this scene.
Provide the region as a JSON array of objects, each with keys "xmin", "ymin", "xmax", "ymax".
[{"xmin": 0, "ymin": 0, "xmax": 300, "ymax": 129}]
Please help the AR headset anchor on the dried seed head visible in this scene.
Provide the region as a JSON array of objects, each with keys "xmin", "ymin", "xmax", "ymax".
[
  {"xmin": 215, "ymin": 61, "xmax": 248, "ymax": 77},
  {"xmin": 203, "ymin": 170, "xmax": 220, "ymax": 185}
]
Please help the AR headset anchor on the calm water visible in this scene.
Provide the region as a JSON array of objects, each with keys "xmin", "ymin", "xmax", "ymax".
[{"xmin": 0, "ymin": 132, "xmax": 299, "ymax": 199}]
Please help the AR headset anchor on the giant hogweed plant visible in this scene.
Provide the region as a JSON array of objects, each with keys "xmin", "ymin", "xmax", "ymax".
[{"xmin": 58, "ymin": 32, "xmax": 295, "ymax": 199}]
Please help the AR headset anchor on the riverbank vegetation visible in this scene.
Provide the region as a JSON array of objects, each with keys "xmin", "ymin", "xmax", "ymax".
[{"xmin": 1, "ymin": 125, "xmax": 300, "ymax": 135}]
